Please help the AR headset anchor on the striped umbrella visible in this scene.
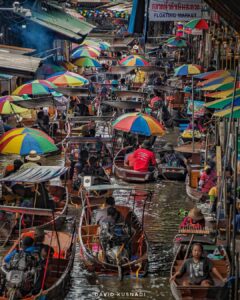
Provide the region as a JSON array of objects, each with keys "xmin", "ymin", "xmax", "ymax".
[
  {"xmin": 0, "ymin": 133, "xmax": 57, "ymax": 155},
  {"xmin": 112, "ymin": 112, "xmax": 165, "ymax": 136},
  {"xmin": 166, "ymin": 37, "xmax": 189, "ymax": 48},
  {"xmin": 71, "ymin": 46, "xmax": 100, "ymax": 59},
  {"xmin": 99, "ymin": 41, "xmax": 110, "ymax": 50},
  {"xmin": 201, "ymin": 82, "xmax": 240, "ymax": 92},
  {"xmin": 205, "ymin": 96, "xmax": 240, "ymax": 110},
  {"xmin": 197, "ymin": 76, "xmax": 234, "ymax": 88},
  {"xmin": 13, "ymin": 82, "xmax": 55, "ymax": 96},
  {"xmin": 0, "ymin": 127, "xmax": 54, "ymax": 144},
  {"xmin": 194, "ymin": 70, "xmax": 231, "ymax": 80},
  {"xmin": 214, "ymin": 106, "xmax": 240, "ymax": 118},
  {"xmin": 119, "ymin": 55, "xmax": 149, "ymax": 67},
  {"xmin": 47, "ymin": 71, "xmax": 89, "ymax": 87},
  {"xmin": 205, "ymin": 88, "xmax": 240, "ymax": 99},
  {"xmin": 80, "ymin": 40, "xmax": 101, "ymax": 51},
  {"xmin": 185, "ymin": 18, "xmax": 209, "ymax": 30},
  {"xmin": 0, "ymin": 96, "xmax": 29, "ymax": 115},
  {"xmin": 73, "ymin": 57, "xmax": 102, "ymax": 68},
  {"xmin": 174, "ymin": 64, "xmax": 201, "ymax": 76}
]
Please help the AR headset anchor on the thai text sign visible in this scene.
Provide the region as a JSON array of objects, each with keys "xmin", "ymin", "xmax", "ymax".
[{"xmin": 149, "ymin": 0, "xmax": 203, "ymax": 22}]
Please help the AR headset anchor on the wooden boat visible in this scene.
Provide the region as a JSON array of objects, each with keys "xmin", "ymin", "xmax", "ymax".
[
  {"xmin": 113, "ymin": 147, "xmax": 156, "ymax": 183},
  {"xmin": 170, "ymin": 242, "xmax": 230, "ymax": 300},
  {"xmin": 185, "ymin": 175, "xmax": 205, "ymax": 201},
  {"xmin": 0, "ymin": 228, "xmax": 76, "ymax": 300},
  {"xmin": 103, "ymin": 100, "xmax": 142, "ymax": 110},
  {"xmin": 158, "ymin": 165, "xmax": 186, "ymax": 181},
  {"xmin": 79, "ymin": 185, "xmax": 150, "ymax": 278},
  {"xmin": 0, "ymin": 167, "xmax": 69, "ymax": 233}
]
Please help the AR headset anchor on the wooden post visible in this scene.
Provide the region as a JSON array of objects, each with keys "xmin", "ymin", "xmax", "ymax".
[{"xmin": 235, "ymin": 252, "xmax": 239, "ymax": 300}]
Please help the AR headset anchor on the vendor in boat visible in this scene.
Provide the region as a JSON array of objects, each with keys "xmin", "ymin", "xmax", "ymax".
[
  {"xmin": 180, "ymin": 207, "xmax": 205, "ymax": 229},
  {"xmin": 20, "ymin": 150, "xmax": 42, "ymax": 170},
  {"xmin": 132, "ymin": 140, "xmax": 156, "ymax": 172},
  {"xmin": 170, "ymin": 243, "xmax": 227, "ymax": 286},
  {"xmin": 198, "ymin": 166, "xmax": 216, "ymax": 193},
  {"xmin": 159, "ymin": 143, "xmax": 187, "ymax": 167},
  {"xmin": 95, "ymin": 196, "xmax": 115, "ymax": 225},
  {"xmin": 3, "ymin": 159, "xmax": 23, "ymax": 177},
  {"xmin": 80, "ymin": 120, "xmax": 96, "ymax": 137},
  {"xmin": 208, "ymin": 186, "xmax": 218, "ymax": 214}
]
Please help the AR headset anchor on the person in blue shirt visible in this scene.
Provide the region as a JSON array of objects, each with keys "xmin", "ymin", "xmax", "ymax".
[{"xmin": 5, "ymin": 236, "xmax": 37, "ymax": 263}]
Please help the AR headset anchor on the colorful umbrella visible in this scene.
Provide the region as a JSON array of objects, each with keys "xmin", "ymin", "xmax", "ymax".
[
  {"xmin": 214, "ymin": 106, "xmax": 240, "ymax": 118},
  {"xmin": 47, "ymin": 71, "xmax": 89, "ymax": 87},
  {"xmin": 0, "ymin": 96, "xmax": 29, "ymax": 115},
  {"xmin": 185, "ymin": 18, "xmax": 209, "ymax": 30},
  {"xmin": 71, "ymin": 46, "xmax": 100, "ymax": 59},
  {"xmin": 72, "ymin": 57, "xmax": 102, "ymax": 68},
  {"xmin": 197, "ymin": 76, "xmax": 234, "ymax": 88},
  {"xmin": 13, "ymin": 82, "xmax": 55, "ymax": 96},
  {"xmin": 112, "ymin": 112, "xmax": 165, "ymax": 136},
  {"xmin": 98, "ymin": 41, "xmax": 110, "ymax": 50},
  {"xmin": 194, "ymin": 70, "xmax": 231, "ymax": 80},
  {"xmin": 30, "ymin": 80, "xmax": 57, "ymax": 89},
  {"xmin": 205, "ymin": 88, "xmax": 240, "ymax": 99},
  {"xmin": 166, "ymin": 37, "xmax": 188, "ymax": 48},
  {"xmin": 119, "ymin": 55, "xmax": 149, "ymax": 67},
  {"xmin": 149, "ymin": 96, "xmax": 163, "ymax": 108},
  {"xmin": 0, "ymin": 127, "xmax": 54, "ymax": 144},
  {"xmin": 0, "ymin": 133, "xmax": 57, "ymax": 155},
  {"xmin": 80, "ymin": 39, "xmax": 101, "ymax": 51},
  {"xmin": 174, "ymin": 64, "xmax": 201, "ymax": 76},
  {"xmin": 205, "ymin": 96, "xmax": 240, "ymax": 110},
  {"xmin": 201, "ymin": 82, "xmax": 240, "ymax": 92}
]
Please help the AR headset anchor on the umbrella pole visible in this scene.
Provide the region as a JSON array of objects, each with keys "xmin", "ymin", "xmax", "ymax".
[{"xmin": 192, "ymin": 76, "xmax": 195, "ymax": 152}]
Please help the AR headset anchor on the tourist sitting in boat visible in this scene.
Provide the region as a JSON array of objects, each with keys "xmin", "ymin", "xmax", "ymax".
[
  {"xmin": 170, "ymin": 243, "xmax": 227, "ymax": 286},
  {"xmin": 159, "ymin": 143, "xmax": 187, "ymax": 167},
  {"xmin": 132, "ymin": 140, "xmax": 156, "ymax": 172},
  {"xmin": 20, "ymin": 150, "xmax": 42, "ymax": 170},
  {"xmin": 3, "ymin": 159, "xmax": 23, "ymax": 177},
  {"xmin": 81, "ymin": 156, "xmax": 105, "ymax": 178},
  {"xmin": 79, "ymin": 120, "xmax": 96, "ymax": 137},
  {"xmin": 198, "ymin": 166, "xmax": 217, "ymax": 193},
  {"xmin": 95, "ymin": 196, "xmax": 115, "ymax": 225},
  {"xmin": 180, "ymin": 207, "xmax": 205, "ymax": 229}
]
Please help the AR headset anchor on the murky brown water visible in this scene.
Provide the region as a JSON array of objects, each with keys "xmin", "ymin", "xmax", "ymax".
[{"xmin": 0, "ymin": 131, "xmax": 193, "ymax": 300}]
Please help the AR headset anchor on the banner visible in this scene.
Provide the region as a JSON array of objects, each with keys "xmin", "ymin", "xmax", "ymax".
[
  {"xmin": 149, "ymin": 0, "xmax": 203, "ymax": 22},
  {"xmin": 187, "ymin": 100, "xmax": 205, "ymax": 116}
]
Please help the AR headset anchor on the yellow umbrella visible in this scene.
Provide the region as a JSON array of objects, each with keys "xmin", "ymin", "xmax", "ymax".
[
  {"xmin": 214, "ymin": 106, "xmax": 240, "ymax": 117},
  {"xmin": 205, "ymin": 88, "xmax": 240, "ymax": 99}
]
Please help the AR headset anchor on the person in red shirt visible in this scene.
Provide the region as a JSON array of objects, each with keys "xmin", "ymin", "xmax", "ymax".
[{"xmin": 132, "ymin": 140, "xmax": 156, "ymax": 172}]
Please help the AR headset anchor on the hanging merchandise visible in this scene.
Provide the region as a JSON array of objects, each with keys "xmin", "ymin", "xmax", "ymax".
[{"xmin": 176, "ymin": 22, "xmax": 184, "ymax": 37}]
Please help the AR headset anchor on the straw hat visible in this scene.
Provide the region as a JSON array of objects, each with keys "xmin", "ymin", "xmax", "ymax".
[
  {"xmin": 26, "ymin": 150, "xmax": 41, "ymax": 162},
  {"xmin": 188, "ymin": 207, "xmax": 204, "ymax": 221}
]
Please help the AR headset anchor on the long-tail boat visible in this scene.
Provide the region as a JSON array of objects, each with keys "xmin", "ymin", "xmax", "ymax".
[
  {"xmin": 79, "ymin": 185, "xmax": 152, "ymax": 279},
  {"xmin": 0, "ymin": 226, "xmax": 76, "ymax": 300},
  {"xmin": 170, "ymin": 240, "xmax": 230, "ymax": 300},
  {"xmin": 158, "ymin": 165, "xmax": 186, "ymax": 181},
  {"xmin": 0, "ymin": 167, "xmax": 69, "ymax": 235},
  {"xmin": 113, "ymin": 147, "xmax": 157, "ymax": 183}
]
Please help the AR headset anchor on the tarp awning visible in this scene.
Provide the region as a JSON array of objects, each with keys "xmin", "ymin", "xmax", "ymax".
[{"xmin": 0, "ymin": 166, "xmax": 67, "ymax": 183}]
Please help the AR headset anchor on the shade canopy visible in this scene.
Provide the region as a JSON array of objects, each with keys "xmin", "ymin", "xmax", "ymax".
[
  {"xmin": 166, "ymin": 37, "xmax": 188, "ymax": 48},
  {"xmin": 198, "ymin": 76, "xmax": 234, "ymax": 88},
  {"xmin": 47, "ymin": 71, "xmax": 89, "ymax": 87},
  {"xmin": 194, "ymin": 70, "xmax": 231, "ymax": 80},
  {"xmin": 73, "ymin": 57, "xmax": 101, "ymax": 67},
  {"xmin": 185, "ymin": 18, "xmax": 209, "ymax": 30},
  {"xmin": 71, "ymin": 45, "xmax": 100, "ymax": 59},
  {"xmin": 205, "ymin": 96, "xmax": 240, "ymax": 110},
  {"xmin": 0, "ymin": 133, "xmax": 58, "ymax": 155},
  {"xmin": 214, "ymin": 107, "xmax": 240, "ymax": 118},
  {"xmin": 112, "ymin": 112, "xmax": 165, "ymax": 136},
  {"xmin": 174, "ymin": 64, "xmax": 201, "ymax": 76},
  {"xmin": 119, "ymin": 55, "xmax": 149, "ymax": 67},
  {"xmin": 13, "ymin": 82, "xmax": 55, "ymax": 96},
  {"xmin": 0, "ymin": 96, "xmax": 29, "ymax": 115}
]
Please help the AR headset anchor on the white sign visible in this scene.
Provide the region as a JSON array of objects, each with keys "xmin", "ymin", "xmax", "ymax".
[{"xmin": 149, "ymin": 0, "xmax": 203, "ymax": 22}]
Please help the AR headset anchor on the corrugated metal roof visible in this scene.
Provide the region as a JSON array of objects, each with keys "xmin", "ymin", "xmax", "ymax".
[
  {"xmin": 0, "ymin": 52, "xmax": 41, "ymax": 77},
  {"xmin": 0, "ymin": 166, "xmax": 67, "ymax": 183}
]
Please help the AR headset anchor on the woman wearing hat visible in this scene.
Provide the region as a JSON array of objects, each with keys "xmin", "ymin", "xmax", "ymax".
[
  {"xmin": 180, "ymin": 207, "xmax": 205, "ymax": 229},
  {"xmin": 20, "ymin": 150, "xmax": 41, "ymax": 170}
]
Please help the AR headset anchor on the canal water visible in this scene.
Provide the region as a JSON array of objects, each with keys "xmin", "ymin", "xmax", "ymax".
[{"xmin": 0, "ymin": 131, "xmax": 194, "ymax": 300}]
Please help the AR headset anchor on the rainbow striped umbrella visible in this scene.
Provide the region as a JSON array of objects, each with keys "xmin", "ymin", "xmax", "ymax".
[
  {"xmin": 194, "ymin": 70, "xmax": 231, "ymax": 80},
  {"xmin": 0, "ymin": 133, "xmax": 57, "ymax": 155},
  {"xmin": 205, "ymin": 88, "xmax": 240, "ymax": 99},
  {"xmin": 119, "ymin": 55, "xmax": 149, "ymax": 67},
  {"xmin": 205, "ymin": 96, "xmax": 240, "ymax": 110},
  {"xmin": 13, "ymin": 82, "xmax": 55, "ymax": 96},
  {"xmin": 201, "ymin": 81, "xmax": 240, "ymax": 92},
  {"xmin": 197, "ymin": 76, "xmax": 234, "ymax": 88},
  {"xmin": 174, "ymin": 64, "xmax": 201, "ymax": 76},
  {"xmin": 71, "ymin": 46, "xmax": 100, "ymax": 59},
  {"xmin": 73, "ymin": 57, "xmax": 101, "ymax": 68},
  {"xmin": 166, "ymin": 37, "xmax": 188, "ymax": 48},
  {"xmin": 98, "ymin": 41, "xmax": 110, "ymax": 50},
  {"xmin": 80, "ymin": 40, "xmax": 101, "ymax": 51},
  {"xmin": 0, "ymin": 96, "xmax": 29, "ymax": 115},
  {"xmin": 185, "ymin": 18, "xmax": 209, "ymax": 30},
  {"xmin": 47, "ymin": 71, "xmax": 89, "ymax": 87},
  {"xmin": 112, "ymin": 112, "xmax": 165, "ymax": 136},
  {"xmin": 214, "ymin": 106, "xmax": 240, "ymax": 118},
  {"xmin": 0, "ymin": 127, "xmax": 54, "ymax": 144}
]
